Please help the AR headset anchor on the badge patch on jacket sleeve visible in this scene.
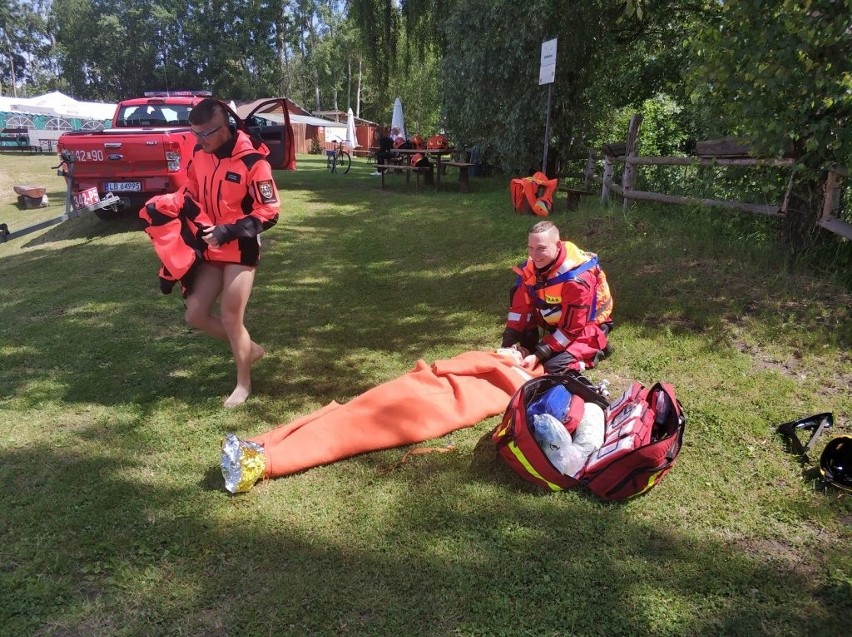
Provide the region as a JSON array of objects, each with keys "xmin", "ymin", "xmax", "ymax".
[{"xmin": 257, "ymin": 180, "xmax": 277, "ymax": 203}]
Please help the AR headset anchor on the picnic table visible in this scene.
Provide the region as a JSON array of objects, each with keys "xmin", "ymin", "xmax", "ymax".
[
  {"xmin": 389, "ymin": 148, "xmax": 459, "ymax": 192},
  {"xmin": 375, "ymin": 155, "xmax": 432, "ymax": 192}
]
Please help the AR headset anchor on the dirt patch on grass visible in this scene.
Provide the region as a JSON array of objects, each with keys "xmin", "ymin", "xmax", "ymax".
[
  {"xmin": 731, "ymin": 535, "xmax": 821, "ymax": 579},
  {"xmin": 733, "ymin": 336, "xmax": 852, "ymax": 394}
]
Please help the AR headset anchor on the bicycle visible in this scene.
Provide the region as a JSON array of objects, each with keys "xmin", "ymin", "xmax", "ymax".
[{"xmin": 326, "ymin": 140, "xmax": 351, "ymax": 174}]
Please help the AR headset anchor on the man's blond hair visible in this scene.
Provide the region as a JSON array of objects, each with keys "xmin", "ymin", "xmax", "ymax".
[{"xmin": 529, "ymin": 220, "xmax": 560, "ymax": 240}]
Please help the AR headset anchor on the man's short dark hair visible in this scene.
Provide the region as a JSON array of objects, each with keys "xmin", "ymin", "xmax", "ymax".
[{"xmin": 189, "ymin": 98, "xmax": 226, "ymax": 125}]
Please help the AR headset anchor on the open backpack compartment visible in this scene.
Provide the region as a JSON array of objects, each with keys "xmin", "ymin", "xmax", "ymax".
[{"xmin": 492, "ymin": 373, "xmax": 686, "ymax": 500}]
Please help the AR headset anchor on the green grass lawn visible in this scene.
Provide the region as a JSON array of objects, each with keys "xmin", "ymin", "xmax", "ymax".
[{"xmin": 1, "ymin": 152, "xmax": 850, "ymax": 636}]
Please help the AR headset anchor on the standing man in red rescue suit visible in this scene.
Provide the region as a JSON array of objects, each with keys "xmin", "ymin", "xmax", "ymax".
[
  {"xmin": 183, "ymin": 98, "xmax": 280, "ymax": 407},
  {"xmin": 501, "ymin": 221, "xmax": 613, "ymax": 374}
]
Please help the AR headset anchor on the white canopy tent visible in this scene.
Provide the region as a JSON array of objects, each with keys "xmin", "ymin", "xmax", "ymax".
[{"xmin": 0, "ymin": 91, "xmax": 116, "ymax": 121}]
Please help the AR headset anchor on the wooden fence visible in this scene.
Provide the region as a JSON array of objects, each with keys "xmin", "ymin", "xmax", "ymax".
[{"xmin": 568, "ymin": 114, "xmax": 851, "ymax": 240}]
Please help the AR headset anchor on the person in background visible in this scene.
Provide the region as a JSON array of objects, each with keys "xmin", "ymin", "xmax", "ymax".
[
  {"xmin": 183, "ymin": 98, "xmax": 280, "ymax": 407},
  {"xmin": 371, "ymin": 126, "xmax": 396, "ymax": 176},
  {"xmin": 392, "ymin": 126, "xmax": 414, "ymax": 150},
  {"xmin": 501, "ymin": 221, "xmax": 614, "ymax": 374}
]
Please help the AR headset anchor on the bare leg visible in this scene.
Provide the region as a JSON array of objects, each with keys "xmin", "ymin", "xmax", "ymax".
[
  {"xmin": 185, "ymin": 262, "xmax": 227, "ymax": 339},
  {"xmin": 185, "ymin": 263, "xmax": 264, "ymax": 406},
  {"xmin": 220, "ymin": 264, "xmax": 257, "ymax": 408}
]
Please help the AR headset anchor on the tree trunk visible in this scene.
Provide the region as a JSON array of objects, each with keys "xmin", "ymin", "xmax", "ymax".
[
  {"xmin": 276, "ymin": 13, "xmax": 289, "ymax": 96},
  {"xmin": 4, "ymin": 32, "xmax": 18, "ymax": 98},
  {"xmin": 356, "ymin": 58, "xmax": 362, "ymax": 119}
]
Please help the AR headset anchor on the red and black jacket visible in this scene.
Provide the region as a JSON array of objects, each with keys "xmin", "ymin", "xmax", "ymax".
[{"xmin": 183, "ymin": 127, "xmax": 280, "ymax": 266}]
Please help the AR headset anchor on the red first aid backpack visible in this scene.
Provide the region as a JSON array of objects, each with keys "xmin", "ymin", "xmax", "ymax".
[{"xmin": 492, "ymin": 374, "xmax": 686, "ymax": 500}]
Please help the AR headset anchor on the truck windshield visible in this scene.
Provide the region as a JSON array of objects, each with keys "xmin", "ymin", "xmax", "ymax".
[{"xmin": 116, "ymin": 105, "xmax": 192, "ymax": 127}]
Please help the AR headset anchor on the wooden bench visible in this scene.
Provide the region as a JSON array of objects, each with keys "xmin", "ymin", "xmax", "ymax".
[
  {"xmin": 443, "ymin": 161, "xmax": 476, "ymax": 193},
  {"xmin": 556, "ymin": 179, "xmax": 597, "ymax": 211},
  {"xmin": 376, "ymin": 164, "xmax": 434, "ymax": 193},
  {"xmin": 563, "ymin": 187, "xmax": 595, "ymax": 211}
]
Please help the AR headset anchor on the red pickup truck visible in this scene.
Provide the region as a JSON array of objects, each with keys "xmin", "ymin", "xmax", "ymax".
[{"xmin": 56, "ymin": 92, "xmax": 295, "ymax": 219}]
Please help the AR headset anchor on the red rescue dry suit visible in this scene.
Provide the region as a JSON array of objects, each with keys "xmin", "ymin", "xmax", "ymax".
[
  {"xmin": 139, "ymin": 188, "xmax": 204, "ymax": 295},
  {"xmin": 502, "ymin": 240, "xmax": 614, "ymax": 372},
  {"xmin": 510, "ymin": 171, "xmax": 558, "ymax": 216},
  {"xmin": 182, "ymin": 128, "xmax": 280, "ymax": 266},
  {"xmin": 140, "ymin": 128, "xmax": 280, "ymax": 294}
]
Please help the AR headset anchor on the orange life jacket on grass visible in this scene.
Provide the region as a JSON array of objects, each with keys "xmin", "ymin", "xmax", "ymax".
[{"xmin": 510, "ymin": 172, "xmax": 558, "ymax": 216}]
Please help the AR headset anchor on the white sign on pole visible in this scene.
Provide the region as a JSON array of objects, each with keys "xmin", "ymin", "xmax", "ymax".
[{"xmin": 539, "ymin": 38, "xmax": 557, "ymax": 85}]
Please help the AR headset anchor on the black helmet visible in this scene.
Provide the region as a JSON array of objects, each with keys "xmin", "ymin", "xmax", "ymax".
[{"xmin": 819, "ymin": 436, "xmax": 852, "ymax": 492}]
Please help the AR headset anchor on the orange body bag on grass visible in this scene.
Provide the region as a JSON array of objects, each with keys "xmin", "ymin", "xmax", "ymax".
[
  {"xmin": 510, "ymin": 172, "xmax": 558, "ymax": 216},
  {"xmin": 221, "ymin": 351, "xmax": 542, "ymax": 493}
]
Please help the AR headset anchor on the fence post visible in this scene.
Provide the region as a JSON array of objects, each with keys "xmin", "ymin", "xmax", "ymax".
[
  {"xmin": 601, "ymin": 154, "xmax": 613, "ymax": 205},
  {"xmin": 821, "ymin": 167, "xmax": 843, "ymax": 222},
  {"xmin": 622, "ymin": 113, "xmax": 643, "ymax": 212},
  {"xmin": 583, "ymin": 150, "xmax": 596, "ymax": 189}
]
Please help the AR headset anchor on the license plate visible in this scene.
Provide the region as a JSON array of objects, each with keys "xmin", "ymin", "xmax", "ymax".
[
  {"xmin": 104, "ymin": 181, "xmax": 142, "ymax": 192},
  {"xmin": 73, "ymin": 187, "xmax": 100, "ymax": 209}
]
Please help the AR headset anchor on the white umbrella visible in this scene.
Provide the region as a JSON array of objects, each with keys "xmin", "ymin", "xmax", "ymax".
[
  {"xmin": 391, "ymin": 97, "xmax": 406, "ymax": 139},
  {"xmin": 344, "ymin": 107, "xmax": 359, "ymax": 148}
]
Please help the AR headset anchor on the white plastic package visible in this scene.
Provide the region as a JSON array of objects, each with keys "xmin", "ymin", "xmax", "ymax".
[
  {"xmin": 531, "ymin": 403, "xmax": 607, "ymax": 478},
  {"xmin": 573, "ymin": 403, "xmax": 606, "ymax": 455},
  {"xmin": 531, "ymin": 413, "xmax": 587, "ymax": 477}
]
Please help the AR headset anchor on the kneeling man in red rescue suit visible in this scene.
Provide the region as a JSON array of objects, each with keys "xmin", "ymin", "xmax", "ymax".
[
  {"xmin": 501, "ymin": 220, "xmax": 613, "ymax": 374},
  {"xmin": 181, "ymin": 98, "xmax": 280, "ymax": 407}
]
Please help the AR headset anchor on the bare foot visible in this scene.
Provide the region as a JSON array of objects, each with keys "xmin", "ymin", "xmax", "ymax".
[
  {"xmin": 250, "ymin": 343, "xmax": 266, "ymax": 363},
  {"xmin": 224, "ymin": 385, "xmax": 251, "ymax": 408}
]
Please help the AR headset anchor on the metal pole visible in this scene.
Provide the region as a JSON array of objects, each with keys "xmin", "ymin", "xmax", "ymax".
[{"xmin": 541, "ymin": 83, "xmax": 553, "ymax": 174}]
